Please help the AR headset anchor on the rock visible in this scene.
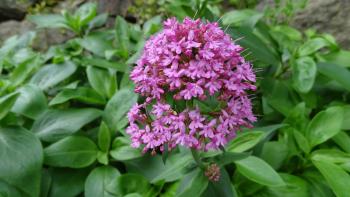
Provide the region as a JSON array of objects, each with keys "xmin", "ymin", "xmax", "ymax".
[
  {"xmin": 0, "ymin": 20, "xmax": 73, "ymax": 51},
  {"xmin": 0, "ymin": 0, "xmax": 36, "ymax": 21},
  {"xmin": 293, "ymin": 0, "xmax": 350, "ymax": 48}
]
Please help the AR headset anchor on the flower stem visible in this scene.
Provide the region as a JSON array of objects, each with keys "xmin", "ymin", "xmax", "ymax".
[{"xmin": 191, "ymin": 149, "xmax": 205, "ymax": 169}]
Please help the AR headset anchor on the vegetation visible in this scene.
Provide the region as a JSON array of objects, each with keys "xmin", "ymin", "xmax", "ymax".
[{"xmin": 1, "ymin": 0, "xmax": 350, "ymax": 197}]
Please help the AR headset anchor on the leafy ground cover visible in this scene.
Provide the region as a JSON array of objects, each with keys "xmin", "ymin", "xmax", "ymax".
[{"xmin": 1, "ymin": 1, "xmax": 350, "ymax": 197}]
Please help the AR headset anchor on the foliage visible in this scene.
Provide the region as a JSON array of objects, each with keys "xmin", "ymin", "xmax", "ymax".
[{"xmin": 1, "ymin": 1, "xmax": 350, "ymax": 197}]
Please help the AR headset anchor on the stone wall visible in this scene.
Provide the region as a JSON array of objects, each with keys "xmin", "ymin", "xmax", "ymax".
[{"xmin": 293, "ymin": 0, "xmax": 350, "ymax": 48}]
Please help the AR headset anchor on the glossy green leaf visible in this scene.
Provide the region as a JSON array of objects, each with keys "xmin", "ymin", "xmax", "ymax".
[
  {"xmin": 176, "ymin": 169, "xmax": 208, "ymax": 197},
  {"xmin": 49, "ymin": 168, "xmax": 89, "ymax": 197},
  {"xmin": 311, "ymin": 149, "xmax": 350, "ymax": 164},
  {"xmin": 264, "ymin": 173, "xmax": 309, "ymax": 197},
  {"xmin": 318, "ymin": 62, "xmax": 350, "ymax": 92},
  {"xmin": 292, "ymin": 57, "xmax": 317, "ymax": 93},
  {"xmin": 11, "ymin": 84, "xmax": 47, "ymax": 119},
  {"xmin": 115, "ymin": 16, "xmax": 129, "ymax": 56},
  {"xmin": 79, "ymin": 31, "xmax": 113, "ymax": 57},
  {"xmin": 260, "ymin": 141, "xmax": 288, "ymax": 170},
  {"xmin": 332, "ymin": 131, "xmax": 350, "ymax": 153},
  {"xmin": 298, "ymin": 38, "xmax": 330, "ymax": 56},
  {"xmin": 235, "ymin": 156, "xmax": 285, "ymax": 187},
  {"xmin": 49, "ymin": 87, "xmax": 105, "ymax": 105},
  {"xmin": 110, "ymin": 137, "xmax": 141, "ymax": 161},
  {"xmin": 222, "ymin": 9, "xmax": 262, "ymax": 27},
  {"xmin": 342, "ymin": 105, "xmax": 350, "ymax": 130},
  {"xmin": 75, "ymin": 2, "xmax": 97, "ymax": 26},
  {"xmin": 126, "ymin": 153, "xmax": 193, "ymax": 183},
  {"xmin": 226, "ymin": 131, "xmax": 265, "ymax": 153},
  {"xmin": 84, "ymin": 166, "xmax": 120, "ymax": 197},
  {"xmin": 0, "ymin": 92, "xmax": 19, "ymax": 120},
  {"xmin": 81, "ymin": 57, "xmax": 127, "ymax": 72},
  {"xmin": 227, "ymin": 27, "xmax": 279, "ymax": 65},
  {"xmin": 40, "ymin": 169, "xmax": 51, "ymax": 197},
  {"xmin": 27, "ymin": 14, "xmax": 68, "ymax": 29},
  {"xmin": 103, "ymin": 89, "xmax": 137, "ymax": 131},
  {"xmin": 0, "ymin": 127, "xmax": 43, "ymax": 197},
  {"xmin": 293, "ymin": 129, "xmax": 310, "ymax": 154},
  {"xmin": 306, "ymin": 106, "xmax": 343, "ymax": 147},
  {"xmin": 322, "ymin": 50, "xmax": 350, "ymax": 68},
  {"xmin": 86, "ymin": 66, "xmax": 117, "ymax": 99},
  {"xmin": 9, "ymin": 54, "xmax": 42, "ymax": 88},
  {"xmin": 313, "ymin": 160, "xmax": 350, "ymax": 197},
  {"xmin": 98, "ymin": 121, "xmax": 111, "ymax": 152},
  {"xmin": 106, "ymin": 174, "xmax": 153, "ymax": 197},
  {"xmin": 44, "ymin": 136, "xmax": 98, "ymax": 168},
  {"xmin": 32, "ymin": 108, "xmax": 102, "ymax": 142},
  {"xmin": 30, "ymin": 61, "xmax": 77, "ymax": 90}
]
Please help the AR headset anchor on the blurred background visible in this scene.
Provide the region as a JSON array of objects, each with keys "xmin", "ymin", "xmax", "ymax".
[{"xmin": 0, "ymin": 0, "xmax": 349, "ymax": 49}]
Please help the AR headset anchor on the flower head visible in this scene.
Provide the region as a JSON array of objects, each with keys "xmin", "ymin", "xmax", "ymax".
[{"xmin": 127, "ymin": 17, "xmax": 256, "ymax": 153}]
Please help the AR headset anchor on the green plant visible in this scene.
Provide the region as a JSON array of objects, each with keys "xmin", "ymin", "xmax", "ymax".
[{"xmin": 1, "ymin": 1, "xmax": 350, "ymax": 197}]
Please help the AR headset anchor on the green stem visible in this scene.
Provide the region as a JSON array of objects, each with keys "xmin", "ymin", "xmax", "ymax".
[{"xmin": 191, "ymin": 149, "xmax": 205, "ymax": 169}]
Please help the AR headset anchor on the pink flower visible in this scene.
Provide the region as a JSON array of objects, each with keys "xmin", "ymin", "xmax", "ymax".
[{"xmin": 126, "ymin": 17, "xmax": 256, "ymax": 153}]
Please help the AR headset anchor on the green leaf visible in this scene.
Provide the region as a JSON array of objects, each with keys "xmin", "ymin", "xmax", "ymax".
[
  {"xmin": 0, "ymin": 92, "xmax": 20, "ymax": 120},
  {"xmin": 115, "ymin": 16, "xmax": 129, "ymax": 56},
  {"xmin": 126, "ymin": 153, "xmax": 193, "ymax": 183},
  {"xmin": 176, "ymin": 169, "xmax": 208, "ymax": 197},
  {"xmin": 293, "ymin": 129, "xmax": 310, "ymax": 154},
  {"xmin": 260, "ymin": 141, "xmax": 288, "ymax": 170},
  {"xmin": 75, "ymin": 2, "xmax": 97, "ymax": 26},
  {"xmin": 110, "ymin": 137, "xmax": 142, "ymax": 161},
  {"xmin": 306, "ymin": 106, "xmax": 343, "ymax": 147},
  {"xmin": 227, "ymin": 26, "xmax": 279, "ymax": 65},
  {"xmin": 106, "ymin": 174, "xmax": 153, "ymax": 197},
  {"xmin": 292, "ymin": 57, "xmax": 317, "ymax": 93},
  {"xmin": 40, "ymin": 169, "xmax": 51, "ymax": 197},
  {"xmin": 298, "ymin": 38, "xmax": 330, "ymax": 56},
  {"xmin": 264, "ymin": 173, "xmax": 309, "ymax": 197},
  {"xmin": 84, "ymin": 166, "xmax": 121, "ymax": 197},
  {"xmin": 235, "ymin": 156, "xmax": 285, "ymax": 187},
  {"xmin": 222, "ymin": 9, "xmax": 262, "ymax": 28},
  {"xmin": 322, "ymin": 50, "xmax": 350, "ymax": 68},
  {"xmin": 302, "ymin": 170, "xmax": 334, "ymax": 197},
  {"xmin": 49, "ymin": 87, "xmax": 105, "ymax": 105},
  {"xmin": 318, "ymin": 62, "xmax": 350, "ymax": 92},
  {"xmin": 332, "ymin": 131, "xmax": 350, "ymax": 153},
  {"xmin": 342, "ymin": 105, "xmax": 350, "ymax": 130},
  {"xmin": 27, "ymin": 14, "xmax": 68, "ymax": 29},
  {"xmin": 30, "ymin": 61, "xmax": 77, "ymax": 90},
  {"xmin": 44, "ymin": 136, "xmax": 98, "ymax": 168},
  {"xmin": 0, "ymin": 179, "xmax": 23, "ymax": 197},
  {"xmin": 311, "ymin": 149, "xmax": 350, "ymax": 164},
  {"xmin": 81, "ymin": 57, "xmax": 127, "ymax": 72},
  {"xmin": 98, "ymin": 121, "xmax": 111, "ymax": 152},
  {"xmin": 32, "ymin": 108, "xmax": 102, "ymax": 142},
  {"xmin": 103, "ymin": 89, "xmax": 137, "ymax": 132},
  {"xmin": 0, "ymin": 127, "xmax": 43, "ymax": 197},
  {"xmin": 88, "ymin": 13, "xmax": 108, "ymax": 30},
  {"xmin": 49, "ymin": 168, "xmax": 89, "ymax": 197},
  {"xmin": 86, "ymin": 66, "xmax": 117, "ymax": 99},
  {"xmin": 79, "ymin": 31, "xmax": 113, "ymax": 57},
  {"xmin": 97, "ymin": 151, "xmax": 109, "ymax": 165},
  {"xmin": 11, "ymin": 84, "xmax": 47, "ymax": 119},
  {"xmin": 226, "ymin": 131, "xmax": 264, "ymax": 153},
  {"xmin": 313, "ymin": 160, "xmax": 350, "ymax": 197},
  {"xmin": 9, "ymin": 54, "xmax": 42, "ymax": 89}
]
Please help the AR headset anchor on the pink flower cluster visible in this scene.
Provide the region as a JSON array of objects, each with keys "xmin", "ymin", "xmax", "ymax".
[{"xmin": 127, "ymin": 17, "xmax": 256, "ymax": 153}]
